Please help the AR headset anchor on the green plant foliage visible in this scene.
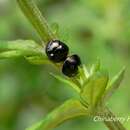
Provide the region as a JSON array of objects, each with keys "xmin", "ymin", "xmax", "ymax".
[
  {"xmin": 0, "ymin": 0, "xmax": 128, "ymax": 130},
  {"xmin": 17, "ymin": 0, "xmax": 55, "ymax": 43},
  {"xmin": 80, "ymin": 69, "xmax": 109, "ymax": 109},
  {"xmin": 26, "ymin": 99, "xmax": 88, "ymax": 130},
  {"xmin": 103, "ymin": 67, "xmax": 125, "ymax": 103},
  {"xmin": 51, "ymin": 73, "xmax": 80, "ymax": 93}
]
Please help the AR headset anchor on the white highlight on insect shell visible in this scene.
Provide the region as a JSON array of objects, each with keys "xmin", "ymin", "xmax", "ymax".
[{"xmin": 50, "ymin": 53, "xmax": 54, "ymax": 56}]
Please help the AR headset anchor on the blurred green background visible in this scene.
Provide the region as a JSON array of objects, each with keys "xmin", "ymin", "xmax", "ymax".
[{"xmin": 0, "ymin": 0, "xmax": 130, "ymax": 130}]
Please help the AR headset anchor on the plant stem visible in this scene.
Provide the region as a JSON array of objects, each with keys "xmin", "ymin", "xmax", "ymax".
[
  {"xmin": 17, "ymin": 0, "xmax": 56, "ymax": 44},
  {"xmin": 26, "ymin": 99, "xmax": 88, "ymax": 130},
  {"xmin": 103, "ymin": 107, "xmax": 126, "ymax": 130},
  {"xmin": 16, "ymin": 0, "xmax": 82, "ymax": 87}
]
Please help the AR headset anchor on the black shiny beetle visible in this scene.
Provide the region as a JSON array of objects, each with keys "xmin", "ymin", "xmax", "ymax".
[
  {"xmin": 45, "ymin": 40, "xmax": 69, "ymax": 63},
  {"xmin": 62, "ymin": 55, "xmax": 81, "ymax": 77},
  {"xmin": 45, "ymin": 40, "xmax": 81, "ymax": 77}
]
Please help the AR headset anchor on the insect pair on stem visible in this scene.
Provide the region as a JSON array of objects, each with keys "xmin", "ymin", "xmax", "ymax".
[{"xmin": 46, "ymin": 39, "xmax": 81, "ymax": 77}]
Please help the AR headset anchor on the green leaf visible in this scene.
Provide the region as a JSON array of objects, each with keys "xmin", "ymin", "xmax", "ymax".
[
  {"xmin": 80, "ymin": 70, "xmax": 109, "ymax": 108},
  {"xmin": 78, "ymin": 65, "xmax": 89, "ymax": 85},
  {"xmin": 82, "ymin": 65, "xmax": 90, "ymax": 78},
  {"xmin": 51, "ymin": 73, "xmax": 80, "ymax": 93},
  {"xmin": 90, "ymin": 59, "xmax": 101, "ymax": 75},
  {"xmin": 0, "ymin": 50, "xmax": 24, "ymax": 59},
  {"xmin": 17, "ymin": 0, "xmax": 55, "ymax": 43},
  {"xmin": 102, "ymin": 67, "xmax": 125, "ymax": 102},
  {"xmin": 26, "ymin": 56, "xmax": 50, "ymax": 64},
  {"xmin": 0, "ymin": 40, "xmax": 43, "ymax": 55},
  {"xmin": 0, "ymin": 40, "xmax": 50, "ymax": 63},
  {"xmin": 51, "ymin": 22, "xmax": 59, "ymax": 36},
  {"xmin": 26, "ymin": 99, "xmax": 88, "ymax": 130}
]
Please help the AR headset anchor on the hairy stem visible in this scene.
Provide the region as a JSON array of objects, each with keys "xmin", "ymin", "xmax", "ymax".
[{"xmin": 17, "ymin": 0, "xmax": 56, "ymax": 44}]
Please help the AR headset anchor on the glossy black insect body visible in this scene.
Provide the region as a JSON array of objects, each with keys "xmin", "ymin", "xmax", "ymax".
[
  {"xmin": 45, "ymin": 40, "xmax": 69, "ymax": 62},
  {"xmin": 62, "ymin": 54, "xmax": 81, "ymax": 77}
]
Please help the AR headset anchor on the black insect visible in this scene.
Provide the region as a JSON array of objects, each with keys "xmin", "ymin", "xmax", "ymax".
[
  {"xmin": 45, "ymin": 40, "xmax": 69, "ymax": 62},
  {"xmin": 62, "ymin": 54, "xmax": 81, "ymax": 77}
]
